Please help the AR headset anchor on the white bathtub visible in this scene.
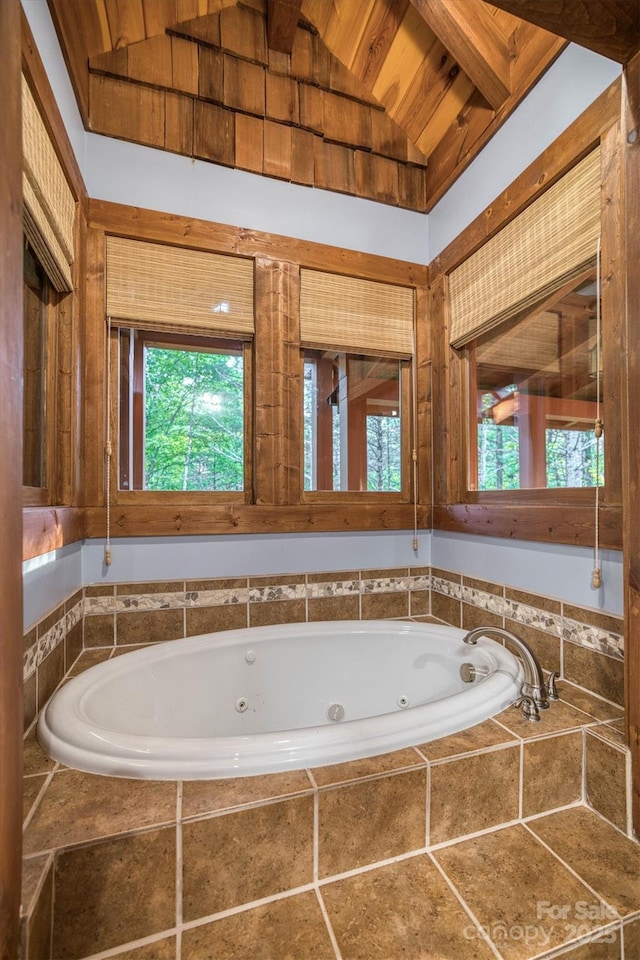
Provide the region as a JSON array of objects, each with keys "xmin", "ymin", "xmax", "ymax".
[{"xmin": 37, "ymin": 620, "xmax": 523, "ymax": 780}]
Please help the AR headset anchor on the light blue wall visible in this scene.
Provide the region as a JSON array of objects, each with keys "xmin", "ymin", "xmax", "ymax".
[{"xmin": 19, "ymin": 1, "xmax": 624, "ymax": 629}]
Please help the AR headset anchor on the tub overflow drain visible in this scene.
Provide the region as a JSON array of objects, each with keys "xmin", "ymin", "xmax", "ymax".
[
  {"xmin": 235, "ymin": 697, "xmax": 248, "ymax": 713},
  {"xmin": 327, "ymin": 703, "xmax": 345, "ymax": 722}
]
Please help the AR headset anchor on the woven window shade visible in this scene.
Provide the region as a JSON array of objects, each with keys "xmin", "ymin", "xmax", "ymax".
[
  {"xmin": 300, "ymin": 270, "xmax": 414, "ymax": 358},
  {"xmin": 449, "ymin": 148, "xmax": 601, "ymax": 348},
  {"xmin": 477, "ymin": 311, "xmax": 560, "ymax": 374},
  {"xmin": 22, "ymin": 76, "xmax": 75, "ymax": 293},
  {"xmin": 106, "ymin": 237, "xmax": 254, "ymax": 336}
]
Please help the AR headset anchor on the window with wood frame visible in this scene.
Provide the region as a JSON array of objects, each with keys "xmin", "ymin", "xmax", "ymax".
[
  {"xmin": 118, "ymin": 330, "xmax": 248, "ymax": 493},
  {"xmin": 22, "ymin": 75, "xmax": 76, "ymax": 506},
  {"xmin": 303, "ymin": 351, "xmax": 406, "ymax": 493},
  {"xmin": 299, "ymin": 269, "xmax": 415, "ymax": 500},
  {"xmin": 106, "ymin": 236, "xmax": 254, "ymax": 500},
  {"xmin": 468, "ymin": 267, "xmax": 603, "ymax": 491},
  {"xmin": 448, "ymin": 148, "xmax": 605, "ymax": 497}
]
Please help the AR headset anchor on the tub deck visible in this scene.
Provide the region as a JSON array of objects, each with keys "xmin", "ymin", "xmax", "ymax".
[{"xmin": 22, "ymin": 641, "xmax": 639, "ymax": 960}]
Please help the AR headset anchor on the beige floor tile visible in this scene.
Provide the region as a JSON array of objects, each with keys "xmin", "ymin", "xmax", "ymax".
[
  {"xmin": 24, "ymin": 769, "xmax": 177, "ymax": 854},
  {"xmin": 22, "ymin": 729, "xmax": 56, "ymax": 777},
  {"xmin": 522, "ymin": 731, "xmax": 582, "ymax": 817},
  {"xmin": 418, "ymin": 718, "xmax": 518, "ymax": 761},
  {"xmin": 496, "ymin": 699, "xmax": 593, "ymax": 739},
  {"xmin": 318, "ymin": 769, "xmax": 426, "ymax": 878},
  {"xmin": 430, "ymin": 745, "xmax": 520, "ymax": 843},
  {"xmin": 624, "ymin": 916, "xmax": 640, "ymax": 956},
  {"xmin": 311, "ymin": 747, "xmax": 424, "ymax": 787},
  {"xmin": 53, "ymin": 827, "xmax": 176, "ymax": 959},
  {"xmin": 434, "ymin": 824, "xmax": 614, "ymax": 960},
  {"xmin": 558, "ymin": 683, "xmax": 623, "ymax": 722},
  {"xmin": 182, "ymin": 770, "xmax": 313, "ymax": 818},
  {"xmin": 106, "ymin": 936, "xmax": 177, "ymax": 959},
  {"xmin": 585, "ymin": 731, "xmax": 629, "ymax": 832},
  {"xmin": 22, "ymin": 857, "xmax": 53, "ymax": 960},
  {"xmin": 527, "ymin": 807, "xmax": 640, "ymax": 917},
  {"xmin": 182, "ymin": 892, "xmax": 335, "ymax": 959},
  {"xmin": 182, "ymin": 796, "xmax": 314, "ymax": 920},
  {"xmin": 536, "ymin": 928, "xmax": 623, "ymax": 959},
  {"xmin": 23, "ymin": 775, "xmax": 47, "ymax": 824},
  {"xmin": 321, "ymin": 853, "xmax": 496, "ymax": 959}
]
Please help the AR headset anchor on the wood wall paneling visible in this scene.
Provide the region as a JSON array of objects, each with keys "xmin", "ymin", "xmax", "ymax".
[
  {"xmin": 193, "ymin": 98, "xmax": 235, "ymax": 165},
  {"xmin": 623, "ymin": 50, "xmax": 640, "ymax": 836},
  {"xmin": 0, "ymin": 2, "xmax": 23, "ymax": 955},
  {"xmin": 89, "ymin": 73, "xmax": 166, "ymax": 147},
  {"xmin": 235, "ymin": 111, "xmax": 264, "ymax": 173},
  {"xmin": 253, "ymin": 258, "xmax": 301, "ymax": 506},
  {"xmin": 84, "ymin": 502, "xmax": 428, "ymax": 537},
  {"xmin": 263, "ymin": 120, "xmax": 292, "ymax": 179}
]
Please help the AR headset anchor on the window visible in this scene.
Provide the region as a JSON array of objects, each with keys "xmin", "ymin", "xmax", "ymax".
[
  {"xmin": 23, "ymin": 240, "xmax": 58, "ymax": 503},
  {"xmin": 303, "ymin": 350, "xmax": 408, "ymax": 494},
  {"xmin": 468, "ymin": 269, "xmax": 603, "ymax": 491},
  {"xmin": 118, "ymin": 330, "xmax": 247, "ymax": 493}
]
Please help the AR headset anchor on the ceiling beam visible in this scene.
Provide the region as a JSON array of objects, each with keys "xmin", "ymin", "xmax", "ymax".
[
  {"xmin": 409, "ymin": 0, "xmax": 512, "ymax": 110},
  {"xmin": 485, "ymin": 0, "xmax": 640, "ymax": 64},
  {"xmin": 267, "ymin": 0, "xmax": 302, "ymax": 55}
]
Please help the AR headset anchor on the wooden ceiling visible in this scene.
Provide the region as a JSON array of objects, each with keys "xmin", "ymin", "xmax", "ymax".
[{"xmin": 47, "ymin": 0, "xmax": 575, "ymax": 212}]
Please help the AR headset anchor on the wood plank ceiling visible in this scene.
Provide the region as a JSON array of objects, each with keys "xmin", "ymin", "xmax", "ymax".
[{"xmin": 48, "ymin": 0, "xmax": 569, "ymax": 212}]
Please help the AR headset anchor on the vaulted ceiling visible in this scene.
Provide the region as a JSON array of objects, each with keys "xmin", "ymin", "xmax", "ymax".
[{"xmin": 45, "ymin": 0, "xmax": 632, "ymax": 213}]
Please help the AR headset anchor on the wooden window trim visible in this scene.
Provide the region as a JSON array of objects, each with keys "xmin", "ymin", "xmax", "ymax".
[
  {"xmin": 111, "ymin": 327, "xmax": 253, "ymax": 505},
  {"xmin": 430, "ymin": 81, "xmax": 623, "ymax": 549},
  {"xmin": 301, "ymin": 356, "xmax": 414, "ymax": 504}
]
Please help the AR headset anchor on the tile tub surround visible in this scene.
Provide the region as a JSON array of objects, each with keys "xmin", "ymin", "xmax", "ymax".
[
  {"xmin": 23, "ymin": 565, "xmax": 624, "ymax": 731},
  {"xmin": 21, "ymin": 671, "xmax": 638, "ymax": 960}
]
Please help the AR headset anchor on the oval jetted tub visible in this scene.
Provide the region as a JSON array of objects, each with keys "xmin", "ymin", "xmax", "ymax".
[{"xmin": 37, "ymin": 620, "xmax": 523, "ymax": 780}]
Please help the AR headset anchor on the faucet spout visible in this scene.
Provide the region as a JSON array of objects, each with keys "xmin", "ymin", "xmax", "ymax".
[{"xmin": 462, "ymin": 626, "xmax": 550, "ymax": 716}]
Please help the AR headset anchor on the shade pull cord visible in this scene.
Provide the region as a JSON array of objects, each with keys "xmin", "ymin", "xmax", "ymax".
[
  {"xmin": 105, "ymin": 315, "xmax": 112, "ymax": 567},
  {"xmin": 592, "ymin": 237, "xmax": 602, "ymax": 590},
  {"xmin": 411, "ymin": 323, "xmax": 418, "ymax": 552}
]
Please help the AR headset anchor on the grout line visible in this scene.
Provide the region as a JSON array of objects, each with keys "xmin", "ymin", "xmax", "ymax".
[
  {"xmin": 522, "ymin": 820, "xmax": 622, "ymax": 920},
  {"xmin": 428, "ymin": 852, "xmax": 504, "ymax": 960},
  {"xmin": 518, "ymin": 738, "xmax": 524, "ymax": 822},
  {"xmin": 22, "ymin": 766, "xmax": 58, "ymax": 834},
  {"xmin": 428, "ymin": 817, "xmax": 522, "ymax": 853},
  {"xmin": 425, "ymin": 759, "xmax": 430, "ymax": 848},
  {"xmin": 176, "ymin": 781, "xmax": 183, "ymax": 943},
  {"xmin": 527, "ymin": 920, "xmax": 623, "ymax": 959},
  {"xmin": 314, "ymin": 887, "xmax": 343, "ymax": 960},
  {"xmin": 179, "ymin": 882, "xmax": 318, "ymax": 930},
  {"xmin": 315, "ymin": 846, "xmax": 430, "ymax": 888},
  {"xmin": 313, "ymin": 787, "xmax": 319, "ymax": 882}
]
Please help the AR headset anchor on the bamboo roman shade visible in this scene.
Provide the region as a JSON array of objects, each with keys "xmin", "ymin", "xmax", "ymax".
[
  {"xmin": 300, "ymin": 270, "xmax": 414, "ymax": 358},
  {"xmin": 449, "ymin": 147, "xmax": 601, "ymax": 348},
  {"xmin": 106, "ymin": 237, "xmax": 254, "ymax": 336},
  {"xmin": 22, "ymin": 76, "xmax": 75, "ymax": 293}
]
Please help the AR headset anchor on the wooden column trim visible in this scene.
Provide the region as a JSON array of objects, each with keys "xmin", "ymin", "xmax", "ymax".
[
  {"xmin": 623, "ymin": 50, "xmax": 640, "ymax": 837},
  {"xmin": 253, "ymin": 258, "xmax": 301, "ymax": 506},
  {"xmin": 0, "ymin": 1, "xmax": 24, "ymax": 956}
]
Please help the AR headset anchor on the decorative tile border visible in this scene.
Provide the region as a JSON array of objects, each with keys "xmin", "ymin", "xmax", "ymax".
[
  {"xmin": 431, "ymin": 573, "xmax": 623, "ymax": 661},
  {"xmin": 24, "ymin": 568, "xmax": 624, "ymax": 684}
]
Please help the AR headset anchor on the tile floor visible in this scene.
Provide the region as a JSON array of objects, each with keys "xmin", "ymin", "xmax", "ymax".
[{"xmin": 21, "ymin": 648, "xmax": 640, "ymax": 960}]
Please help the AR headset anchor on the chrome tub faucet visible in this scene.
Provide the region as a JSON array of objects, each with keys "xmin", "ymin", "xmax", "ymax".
[{"xmin": 462, "ymin": 626, "xmax": 558, "ymax": 721}]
